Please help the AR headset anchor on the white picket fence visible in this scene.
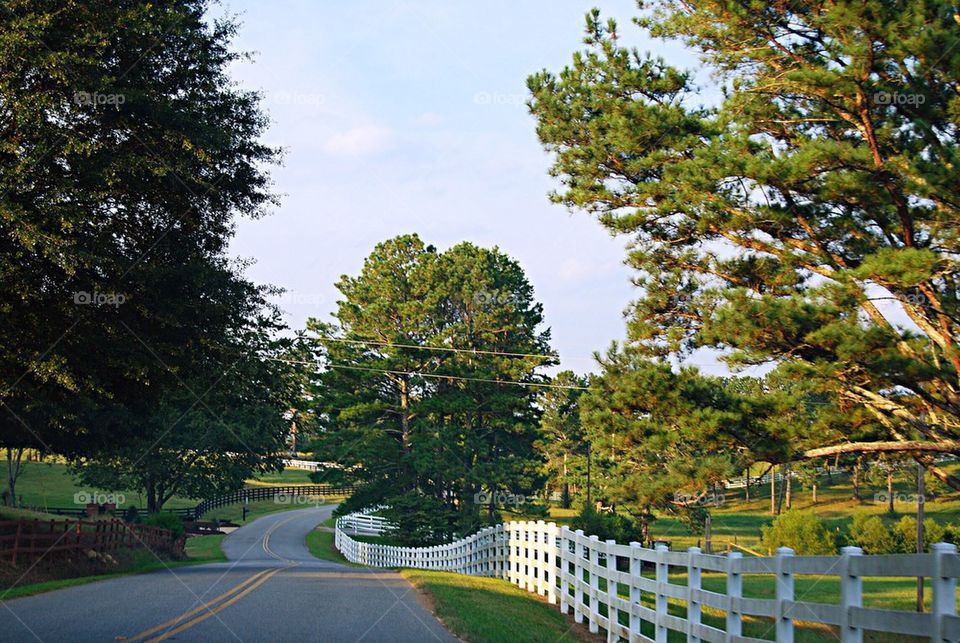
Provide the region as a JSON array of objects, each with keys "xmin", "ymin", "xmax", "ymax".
[{"xmin": 335, "ymin": 515, "xmax": 960, "ymax": 642}]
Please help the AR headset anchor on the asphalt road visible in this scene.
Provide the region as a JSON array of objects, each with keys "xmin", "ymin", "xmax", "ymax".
[{"xmin": 0, "ymin": 506, "xmax": 458, "ymax": 642}]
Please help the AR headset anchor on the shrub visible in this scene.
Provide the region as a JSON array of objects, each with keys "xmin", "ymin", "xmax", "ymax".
[
  {"xmin": 894, "ymin": 516, "xmax": 946, "ymax": 553},
  {"xmin": 144, "ymin": 512, "xmax": 185, "ymax": 540},
  {"xmin": 848, "ymin": 512, "xmax": 897, "ymax": 554},
  {"xmin": 761, "ymin": 510, "xmax": 836, "ymax": 555},
  {"xmin": 570, "ymin": 505, "xmax": 642, "ymax": 543}
]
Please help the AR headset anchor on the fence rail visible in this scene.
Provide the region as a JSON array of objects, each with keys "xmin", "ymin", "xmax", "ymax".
[
  {"xmin": 335, "ymin": 515, "xmax": 960, "ymax": 642},
  {"xmin": 0, "ymin": 518, "xmax": 182, "ymax": 566}
]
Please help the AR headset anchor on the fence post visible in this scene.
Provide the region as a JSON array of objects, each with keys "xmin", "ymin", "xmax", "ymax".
[
  {"xmin": 547, "ymin": 522, "xmax": 558, "ymax": 605},
  {"xmin": 560, "ymin": 527, "xmax": 570, "ymax": 614},
  {"xmin": 629, "ymin": 542, "xmax": 642, "ymax": 641},
  {"xmin": 931, "ymin": 542, "xmax": 958, "ymax": 643},
  {"xmin": 839, "ymin": 546, "xmax": 863, "ymax": 643},
  {"xmin": 655, "ymin": 542, "xmax": 668, "ymax": 643},
  {"xmin": 606, "ymin": 539, "xmax": 619, "ymax": 643},
  {"xmin": 688, "ymin": 546, "xmax": 702, "ymax": 643},
  {"xmin": 12, "ymin": 521, "xmax": 22, "ymax": 566},
  {"xmin": 574, "ymin": 530, "xmax": 586, "ymax": 624},
  {"xmin": 589, "ymin": 535, "xmax": 600, "ymax": 634},
  {"xmin": 775, "ymin": 546, "xmax": 795, "ymax": 643},
  {"xmin": 726, "ymin": 551, "xmax": 743, "ymax": 639}
]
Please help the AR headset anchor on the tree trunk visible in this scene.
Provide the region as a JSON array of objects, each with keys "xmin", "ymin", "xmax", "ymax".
[
  {"xmin": 6, "ymin": 448, "xmax": 25, "ymax": 507},
  {"xmin": 770, "ymin": 468, "xmax": 776, "ymax": 515},
  {"xmin": 887, "ymin": 465, "xmax": 895, "ymax": 514},
  {"xmin": 744, "ymin": 468, "xmax": 750, "ymax": 501},
  {"xmin": 775, "ymin": 464, "xmax": 785, "ymax": 515},
  {"xmin": 147, "ymin": 479, "xmax": 159, "ymax": 513},
  {"xmin": 785, "ymin": 462, "xmax": 792, "ymax": 510},
  {"xmin": 641, "ymin": 506, "xmax": 650, "ymax": 545},
  {"xmin": 812, "ymin": 482, "xmax": 817, "ymax": 505},
  {"xmin": 853, "ymin": 457, "xmax": 862, "ymax": 501}
]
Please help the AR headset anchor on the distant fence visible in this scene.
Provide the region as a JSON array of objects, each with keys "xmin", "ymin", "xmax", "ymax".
[
  {"xmin": 335, "ymin": 515, "xmax": 960, "ymax": 642},
  {"xmin": 183, "ymin": 484, "xmax": 355, "ymax": 520},
  {"xmin": 31, "ymin": 484, "xmax": 355, "ymax": 523},
  {"xmin": 336, "ymin": 510, "xmax": 393, "ymax": 536},
  {"xmin": 0, "ymin": 518, "xmax": 182, "ymax": 566}
]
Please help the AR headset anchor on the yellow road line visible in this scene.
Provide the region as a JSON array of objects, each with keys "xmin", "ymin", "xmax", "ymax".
[
  {"xmin": 123, "ymin": 568, "xmax": 273, "ymax": 642},
  {"xmin": 145, "ymin": 568, "xmax": 284, "ymax": 642},
  {"xmin": 262, "ymin": 513, "xmax": 301, "ymax": 561}
]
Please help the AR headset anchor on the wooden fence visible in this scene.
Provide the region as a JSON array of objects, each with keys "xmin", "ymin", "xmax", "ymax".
[
  {"xmin": 0, "ymin": 518, "xmax": 183, "ymax": 566},
  {"xmin": 335, "ymin": 515, "xmax": 960, "ymax": 642},
  {"xmin": 186, "ymin": 484, "xmax": 355, "ymax": 520}
]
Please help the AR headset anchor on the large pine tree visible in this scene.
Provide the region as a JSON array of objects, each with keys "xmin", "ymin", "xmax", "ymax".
[{"xmin": 529, "ymin": 2, "xmax": 960, "ymax": 487}]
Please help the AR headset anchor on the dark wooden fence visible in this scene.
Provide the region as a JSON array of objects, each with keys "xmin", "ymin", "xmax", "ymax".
[
  {"xmin": 185, "ymin": 484, "xmax": 354, "ymax": 520},
  {"xmin": 0, "ymin": 518, "xmax": 183, "ymax": 566},
  {"xmin": 23, "ymin": 484, "xmax": 355, "ymax": 523}
]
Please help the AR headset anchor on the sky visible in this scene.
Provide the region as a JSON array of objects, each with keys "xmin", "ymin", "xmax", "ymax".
[{"xmin": 215, "ymin": 0, "xmax": 726, "ymax": 376}]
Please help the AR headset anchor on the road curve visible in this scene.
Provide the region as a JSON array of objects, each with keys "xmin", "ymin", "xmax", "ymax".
[{"xmin": 0, "ymin": 506, "xmax": 457, "ymax": 642}]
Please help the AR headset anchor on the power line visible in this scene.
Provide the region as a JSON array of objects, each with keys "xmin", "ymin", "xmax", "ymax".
[
  {"xmin": 321, "ymin": 336, "xmax": 560, "ymax": 361},
  {"xmin": 266, "ymin": 357, "xmax": 590, "ymax": 390}
]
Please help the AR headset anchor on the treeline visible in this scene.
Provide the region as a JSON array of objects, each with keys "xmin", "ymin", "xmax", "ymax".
[{"xmin": 0, "ymin": 1, "xmax": 295, "ymax": 510}]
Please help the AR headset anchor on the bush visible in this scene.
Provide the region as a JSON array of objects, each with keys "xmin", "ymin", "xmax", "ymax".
[
  {"xmin": 761, "ymin": 510, "xmax": 836, "ymax": 555},
  {"xmin": 570, "ymin": 505, "xmax": 643, "ymax": 543},
  {"xmin": 894, "ymin": 516, "xmax": 946, "ymax": 553},
  {"xmin": 144, "ymin": 512, "xmax": 185, "ymax": 540},
  {"xmin": 848, "ymin": 512, "xmax": 897, "ymax": 554}
]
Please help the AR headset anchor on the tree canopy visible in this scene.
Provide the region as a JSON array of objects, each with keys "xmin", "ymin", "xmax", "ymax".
[{"xmin": 528, "ymin": 1, "xmax": 960, "ymax": 487}]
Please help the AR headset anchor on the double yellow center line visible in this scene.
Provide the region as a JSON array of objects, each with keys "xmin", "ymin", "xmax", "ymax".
[{"xmin": 123, "ymin": 567, "xmax": 284, "ymax": 642}]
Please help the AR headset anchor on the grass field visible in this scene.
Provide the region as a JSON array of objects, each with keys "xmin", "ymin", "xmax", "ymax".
[
  {"xmin": 401, "ymin": 569, "xmax": 599, "ymax": 643},
  {"xmin": 184, "ymin": 534, "xmax": 227, "ymax": 563}
]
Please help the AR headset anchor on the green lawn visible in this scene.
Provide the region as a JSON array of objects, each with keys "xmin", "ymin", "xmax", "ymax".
[
  {"xmin": 305, "ymin": 528, "xmax": 360, "ymax": 565},
  {"xmin": 401, "ymin": 569, "xmax": 597, "ymax": 643},
  {"xmin": 184, "ymin": 534, "xmax": 226, "ymax": 563}
]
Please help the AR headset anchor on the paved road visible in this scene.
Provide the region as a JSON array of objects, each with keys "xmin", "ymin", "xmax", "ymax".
[{"xmin": 0, "ymin": 506, "xmax": 457, "ymax": 642}]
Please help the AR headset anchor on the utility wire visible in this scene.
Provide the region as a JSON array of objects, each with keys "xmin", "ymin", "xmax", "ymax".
[
  {"xmin": 321, "ymin": 336, "xmax": 560, "ymax": 361},
  {"xmin": 266, "ymin": 357, "xmax": 590, "ymax": 390}
]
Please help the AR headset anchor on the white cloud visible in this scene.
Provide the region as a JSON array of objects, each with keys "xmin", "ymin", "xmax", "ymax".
[{"xmin": 323, "ymin": 126, "xmax": 393, "ymax": 157}]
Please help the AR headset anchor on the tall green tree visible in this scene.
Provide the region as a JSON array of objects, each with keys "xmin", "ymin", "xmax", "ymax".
[
  {"xmin": 529, "ymin": 3, "xmax": 960, "ymax": 487},
  {"xmin": 306, "ymin": 234, "xmax": 553, "ymax": 542},
  {"xmin": 0, "ymin": 0, "xmax": 280, "ymax": 501},
  {"xmin": 579, "ymin": 345, "xmax": 775, "ymax": 539},
  {"xmin": 535, "ymin": 370, "xmax": 589, "ymax": 508}
]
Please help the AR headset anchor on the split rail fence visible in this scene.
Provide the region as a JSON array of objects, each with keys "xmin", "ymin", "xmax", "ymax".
[
  {"xmin": 335, "ymin": 514, "xmax": 960, "ymax": 642},
  {"xmin": 0, "ymin": 518, "xmax": 183, "ymax": 566}
]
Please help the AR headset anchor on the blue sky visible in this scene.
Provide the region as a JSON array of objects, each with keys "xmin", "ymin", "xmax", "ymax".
[{"xmin": 217, "ymin": 1, "xmax": 717, "ymax": 375}]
